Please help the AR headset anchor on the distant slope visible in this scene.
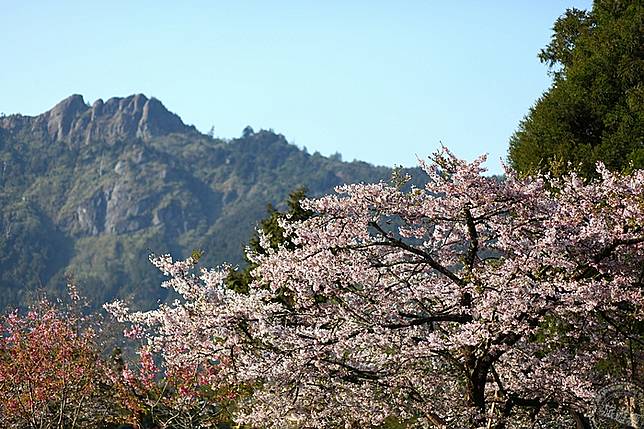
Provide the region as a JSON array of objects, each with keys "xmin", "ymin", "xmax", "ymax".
[{"xmin": 0, "ymin": 94, "xmax": 415, "ymax": 310}]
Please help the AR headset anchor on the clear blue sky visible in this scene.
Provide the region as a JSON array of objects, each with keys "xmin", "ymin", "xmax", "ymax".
[{"xmin": 1, "ymin": 1, "xmax": 591, "ymax": 174}]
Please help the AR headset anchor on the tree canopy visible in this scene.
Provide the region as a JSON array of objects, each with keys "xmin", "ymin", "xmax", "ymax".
[
  {"xmin": 508, "ymin": 0, "xmax": 643, "ymax": 178},
  {"xmin": 107, "ymin": 149, "xmax": 644, "ymax": 428}
]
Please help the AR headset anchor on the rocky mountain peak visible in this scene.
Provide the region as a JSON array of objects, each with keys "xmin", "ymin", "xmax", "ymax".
[
  {"xmin": 1, "ymin": 94, "xmax": 192, "ymax": 144},
  {"xmin": 50, "ymin": 94, "xmax": 88, "ymax": 117},
  {"xmin": 46, "ymin": 94, "xmax": 90, "ymax": 140}
]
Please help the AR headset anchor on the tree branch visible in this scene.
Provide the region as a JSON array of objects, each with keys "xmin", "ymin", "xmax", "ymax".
[
  {"xmin": 592, "ymin": 236, "xmax": 644, "ymax": 263},
  {"xmin": 464, "ymin": 207, "xmax": 479, "ymax": 272},
  {"xmin": 369, "ymin": 221, "xmax": 466, "ymax": 287},
  {"xmin": 383, "ymin": 311, "xmax": 472, "ymax": 329}
]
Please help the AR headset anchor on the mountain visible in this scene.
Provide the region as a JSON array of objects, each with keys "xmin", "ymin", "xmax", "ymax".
[{"xmin": 0, "ymin": 94, "xmax": 408, "ymax": 310}]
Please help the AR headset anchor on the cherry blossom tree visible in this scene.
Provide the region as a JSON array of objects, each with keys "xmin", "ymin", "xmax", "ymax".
[
  {"xmin": 115, "ymin": 344, "xmax": 237, "ymax": 428},
  {"xmin": 0, "ymin": 291, "xmax": 132, "ymax": 428},
  {"xmin": 0, "ymin": 286, "xmax": 239, "ymax": 428},
  {"xmin": 107, "ymin": 149, "xmax": 643, "ymax": 428}
]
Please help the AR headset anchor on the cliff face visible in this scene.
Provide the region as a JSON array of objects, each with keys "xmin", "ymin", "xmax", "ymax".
[
  {"xmin": 1, "ymin": 95, "xmax": 215, "ymax": 243},
  {"xmin": 0, "ymin": 94, "xmax": 404, "ymax": 311}
]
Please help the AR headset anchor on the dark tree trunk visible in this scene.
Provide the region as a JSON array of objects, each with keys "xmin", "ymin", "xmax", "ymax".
[{"xmin": 571, "ymin": 410, "xmax": 592, "ymax": 429}]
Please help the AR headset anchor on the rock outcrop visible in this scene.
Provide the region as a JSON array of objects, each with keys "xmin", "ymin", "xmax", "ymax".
[{"xmin": 0, "ymin": 94, "xmax": 192, "ymax": 144}]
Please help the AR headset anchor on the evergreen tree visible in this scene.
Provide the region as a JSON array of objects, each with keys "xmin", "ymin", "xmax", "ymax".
[
  {"xmin": 225, "ymin": 187, "xmax": 313, "ymax": 292},
  {"xmin": 509, "ymin": 0, "xmax": 643, "ymax": 178}
]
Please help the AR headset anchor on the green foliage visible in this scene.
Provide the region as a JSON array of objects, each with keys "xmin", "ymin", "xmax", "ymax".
[
  {"xmin": 508, "ymin": 0, "xmax": 643, "ymax": 178},
  {"xmin": 190, "ymin": 248, "xmax": 204, "ymax": 262},
  {"xmin": 225, "ymin": 187, "xmax": 314, "ymax": 293},
  {"xmin": 389, "ymin": 164, "xmax": 412, "ymax": 189}
]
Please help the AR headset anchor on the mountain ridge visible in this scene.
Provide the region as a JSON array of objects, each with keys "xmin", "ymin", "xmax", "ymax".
[
  {"xmin": 0, "ymin": 94, "xmax": 412, "ymax": 310},
  {"xmin": 0, "ymin": 94, "xmax": 194, "ymax": 145}
]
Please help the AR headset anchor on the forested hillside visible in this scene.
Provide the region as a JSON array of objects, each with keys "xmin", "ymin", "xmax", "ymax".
[{"xmin": 0, "ymin": 94, "xmax": 410, "ymax": 310}]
